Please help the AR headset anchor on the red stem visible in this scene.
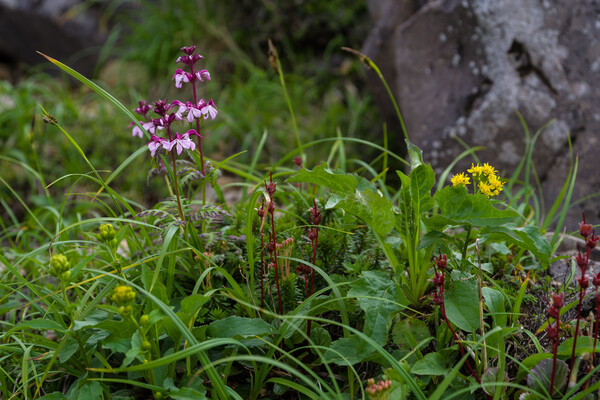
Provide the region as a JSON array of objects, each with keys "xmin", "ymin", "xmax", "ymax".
[
  {"xmin": 440, "ymin": 302, "xmax": 481, "ymax": 384},
  {"xmin": 550, "ymin": 323, "xmax": 560, "ymax": 398},
  {"xmin": 570, "ymin": 286, "xmax": 584, "ymax": 370},
  {"xmin": 260, "ymin": 230, "xmax": 264, "ymax": 309},
  {"xmin": 306, "ymin": 229, "xmax": 318, "ymax": 338},
  {"xmin": 270, "ymin": 209, "xmax": 283, "ymax": 316}
]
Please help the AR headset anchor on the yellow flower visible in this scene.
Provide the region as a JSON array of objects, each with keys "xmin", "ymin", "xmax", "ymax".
[
  {"xmin": 481, "ymin": 162, "xmax": 498, "ymax": 177},
  {"xmin": 467, "ymin": 163, "xmax": 484, "ymax": 176},
  {"xmin": 451, "ymin": 172, "xmax": 471, "ymax": 187},
  {"xmin": 479, "ymin": 182, "xmax": 494, "ymax": 197},
  {"xmin": 488, "ymin": 174, "xmax": 504, "ymax": 193}
]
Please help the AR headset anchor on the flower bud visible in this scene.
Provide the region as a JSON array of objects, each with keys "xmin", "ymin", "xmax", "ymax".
[
  {"xmin": 141, "ymin": 340, "xmax": 152, "ymax": 351},
  {"xmin": 140, "ymin": 314, "xmax": 150, "ymax": 326},
  {"xmin": 50, "ymin": 254, "xmax": 71, "ymax": 277}
]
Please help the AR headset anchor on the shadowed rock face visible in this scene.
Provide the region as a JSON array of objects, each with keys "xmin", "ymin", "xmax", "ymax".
[
  {"xmin": 0, "ymin": 0, "xmax": 107, "ymax": 79},
  {"xmin": 363, "ymin": 0, "xmax": 600, "ymax": 228}
]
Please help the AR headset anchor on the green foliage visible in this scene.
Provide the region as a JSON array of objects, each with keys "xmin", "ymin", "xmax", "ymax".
[{"xmin": 2, "ymin": 7, "xmax": 597, "ymax": 398}]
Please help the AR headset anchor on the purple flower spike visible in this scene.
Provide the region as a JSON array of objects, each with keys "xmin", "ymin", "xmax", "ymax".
[{"xmin": 181, "ymin": 46, "xmax": 196, "ymax": 55}]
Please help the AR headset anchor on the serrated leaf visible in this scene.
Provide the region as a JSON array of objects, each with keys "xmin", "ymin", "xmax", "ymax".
[
  {"xmin": 335, "ymin": 189, "xmax": 395, "ymax": 236},
  {"xmin": 434, "ymin": 186, "xmax": 518, "ymax": 227},
  {"xmin": 287, "ymin": 162, "xmax": 360, "ymax": 193},
  {"xmin": 444, "ymin": 279, "xmax": 479, "ymax": 332},
  {"xmin": 481, "ymin": 225, "xmax": 552, "ymax": 265}
]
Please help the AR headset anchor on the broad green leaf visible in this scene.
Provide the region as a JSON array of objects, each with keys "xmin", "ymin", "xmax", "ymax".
[
  {"xmin": 433, "ymin": 186, "xmax": 518, "ymax": 227},
  {"xmin": 324, "ymin": 271, "xmax": 405, "ymax": 365},
  {"xmin": 14, "ymin": 318, "xmax": 65, "ymax": 333},
  {"xmin": 335, "ymin": 188, "xmax": 395, "ymax": 236},
  {"xmin": 444, "ymin": 279, "xmax": 479, "ymax": 332},
  {"xmin": 287, "ymin": 162, "xmax": 362, "ymax": 193},
  {"xmin": 516, "ymin": 353, "xmax": 553, "ymax": 384},
  {"xmin": 58, "ymin": 336, "xmax": 79, "ymax": 363},
  {"xmin": 77, "ymin": 381, "xmax": 103, "ymax": 400},
  {"xmin": 481, "ymin": 225, "xmax": 552, "ymax": 265},
  {"xmin": 410, "ymin": 352, "xmax": 449, "ymax": 375},
  {"xmin": 392, "ymin": 318, "xmax": 431, "ymax": 350},
  {"xmin": 482, "ymin": 287, "xmax": 507, "ymax": 327},
  {"xmin": 289, "ymin": 162, "xmax": 394, "ymax": 236},
  {"xmin": 208, "ymin": 316, "xmax": 274, "ymax": 340},
  {"xmin": 527, "ymin": 358, "xmax": 568, "ymax": 394},
  {"xmin": 557, "ymin": 336, "xmax": 597, "ymax": 356}
]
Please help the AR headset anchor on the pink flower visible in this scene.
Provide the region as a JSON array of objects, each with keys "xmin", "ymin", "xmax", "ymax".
[
  {"xmin": 173, "ymin": 69, "xmax": 192, "ymax": 88},
  {"xmin": 195, "ymin": 69, "xmax": 211, "ymax": 81},
  {"xmin": 199, "ymin": 99, "xmax": 218, "ymax": 120},
  {"xmin": 147, "ymin": 135, "xmax": 165, "ymax": 157},
  {"xmin": 129, "ymin": 121, "xmax": 144, "ymax": 138},
  {"xmin": 163, "ymin": 132, "xmax": 196, "ymax": 155}
]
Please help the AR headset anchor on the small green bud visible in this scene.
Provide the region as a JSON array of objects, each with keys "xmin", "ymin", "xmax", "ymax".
[
  {"xmin": 97, "ymin": 223, "xmax": 117, "ymax": 244},
  {"xmin": 140, "ymin": 314, "xmax": 150, "ymax": 326},
  {"xmin": 111, "ymin": 285, "xmax": 136, "ymax": 306},
  {"xmin": 118, "ymin": 305, "xmax": 133, "ymax": 318},
  {"xmin": 61, "ymin": 270, "xmax": 71, "ymax": 282},
  {"xmin": 49, "ymin": 254, "xmax": 70, "ymax": 277},
  {"xmin": 141, "ymin": 340, "xmax": 151, "ymax": 351}
]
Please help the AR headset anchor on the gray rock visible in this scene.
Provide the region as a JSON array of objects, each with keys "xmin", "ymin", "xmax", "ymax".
[
  {"xmin": 0, "ymin": 0, "xmax": 108, "ymax": 78},
  {"xmin": 363, "ymin": 0, "xmax": 600, "ymax": 229}
]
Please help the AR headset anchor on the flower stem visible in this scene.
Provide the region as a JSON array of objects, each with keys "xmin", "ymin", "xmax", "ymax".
[{"xmin": 170, "ymin": 150, "xmax": 185, "ymax": 221}]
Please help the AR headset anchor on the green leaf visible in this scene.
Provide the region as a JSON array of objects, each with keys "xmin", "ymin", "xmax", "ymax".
[
  {"xmin": 289, "ymin": 162, "xmax": 395, "ymax": 236},
  {"xmin": 433, "ymin": 186, "xmax": 518, "ymax": 227},
  {"xmin": 59, "ymin": 336, "xmax": 80, "ymax": 363},
  {"xmin": 77, "ymin": 381, "xmax": 103, "ymax": 400},
  {"xmin": 208, "ymin": 316, "xmax": 274, "ymax": 340},
  {"xmin": 334, "ymin": 189, "xmax": 395, "ymax": 236},
  {"xmin": 287, "ymin": 162, "xmax": 362, "ymax": 193},
  {"xmin": 15, "ymin": 318, "xmax": 65, "ymax": 333},
  {"xmin": 517, "ymin": 353, "xmax": 553, "ymax": 383},
  {"xmin": 481, "ymin": 225, "xmax": 552, "ymax": 265},
  {"xmin": 482, "ymin": 287, "xmax": 507, "ymax": 327},
  {"xmin": 527, "ymin": 358, "xmax": 568, "ymax": 394},
  {"xmin": 444, "ymin": 279, "xmax": 479, "ymax": 332},
  {"xmin": 37, "ymin": 393, "xmax": 67, "ymax": 400},
  {"xmin": 410, "ymin": 352, "xmax": 449, "ymax": 375},
  {"xmin": 392, "ymin": 318, "xmax": 431, "ymax": 350}
]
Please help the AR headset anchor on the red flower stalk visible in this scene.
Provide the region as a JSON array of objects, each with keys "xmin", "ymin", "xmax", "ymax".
[
  {"xmin": 306, "ymin": 199, "xmax": 321, "ymax": 338},
  {"xmin": 593, "ymin": 272, "xmax": 600, "ymax": 366},
  {"xmin": 571, "ymin": 212, "xmax": 597, "ymax": 371},
  {"xmin": 431, "ymin": 251, "xmax": 481, "ymax": 384},
  {"xmin": 547, "ymin": 291, "xmax": 564, "ymax": 397},
  {"xmin": 265, "ymin": 172, "xmax": 283, "ymax": 316}
]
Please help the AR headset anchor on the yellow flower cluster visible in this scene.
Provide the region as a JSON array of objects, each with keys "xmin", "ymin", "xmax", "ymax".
[{"xmin": 451, "ymin": 162, "xmax": 504, "ymax": 198}]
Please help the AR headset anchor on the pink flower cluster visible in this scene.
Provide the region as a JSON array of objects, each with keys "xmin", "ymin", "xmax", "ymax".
[{"xmin": 128, "ymin": 46, "xmax": 217, "ymax": 158}]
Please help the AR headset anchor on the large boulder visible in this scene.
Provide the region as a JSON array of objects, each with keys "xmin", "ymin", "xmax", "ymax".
[{"xmin": 363, "ymin": 0, "xmax": 600, "ymax": 230}]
